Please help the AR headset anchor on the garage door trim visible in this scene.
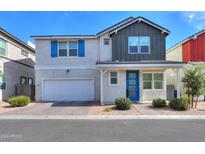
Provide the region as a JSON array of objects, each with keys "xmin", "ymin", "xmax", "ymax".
[{"xmin": 42, "ymin": 78, "xmax": 95, "ymax": 101}]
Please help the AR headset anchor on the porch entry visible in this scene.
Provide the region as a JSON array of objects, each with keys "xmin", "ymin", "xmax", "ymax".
[{"xmin": 126, "ymin": 70, "xmax": 140, "ymax": 101}]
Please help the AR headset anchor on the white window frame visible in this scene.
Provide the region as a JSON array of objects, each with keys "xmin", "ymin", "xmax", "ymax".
[
  {"xmin": 103, "ymin": 38, "xmax": 110, "ymax": 45},
  {"xmin": 0, "ymin": 38, "xmax": 7, "ymax": 56},
  {"xmin": 109, "ymin": 71, "xmax": 119, "ymax": 86},
  {"xmin": 21, "ymin": 49, "xmax": 29, "ymax": 57},
  {"xmin": 68, "ymin": 41, "xmax": 78, "ymax": 57},
  {"xmin": 142, "ymin": 72, "xmax": 164, "ymax": 90},
  {"xmin": 142, "ymin": 73, "xmax": 152, "ymax": 90},
  {"xmin": 58, "ymin": 41, "xmax": 68, "ymax": 57},
  {"xmin": 128, "ymin": 36, "xmax": 150, "ymax": 54},
  {"xmin": 57, "ymin": 41, "xmax": 78, "ymax": 58},
  {"xmin": 153, "ymin": 73, "xmax": 164, "ymax": 90}
]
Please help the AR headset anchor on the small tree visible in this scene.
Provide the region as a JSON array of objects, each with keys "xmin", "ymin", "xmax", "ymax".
[{"xmin": 182, "ymin": 64, "xmax": 205, "ymax": 108}]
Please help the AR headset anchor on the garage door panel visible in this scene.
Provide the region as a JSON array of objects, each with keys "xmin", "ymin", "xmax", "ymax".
[{"xmin": 43, "ymin": 79, "xmax": 94, "ymax": 101}]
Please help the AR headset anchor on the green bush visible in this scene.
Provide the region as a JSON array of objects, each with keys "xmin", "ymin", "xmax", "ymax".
[
  {"xmin": 169, "ymin": 96, "xmax": 189, "ymax": 111},
  {"xmin": 8, "ymin": 96, "xmax": 30, "ymax": 107},
  {"xmin": 115, "ymin": 97, "xmax": 132, "ymax": 110},
  {"xmin": 152, "ymin": 98, "xmax": 167, "ymax": 108}
]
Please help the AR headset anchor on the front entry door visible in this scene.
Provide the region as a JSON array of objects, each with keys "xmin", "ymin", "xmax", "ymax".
[{"xmin": 126, "ymin": 71, "xmax": 140, "ymax": 101}]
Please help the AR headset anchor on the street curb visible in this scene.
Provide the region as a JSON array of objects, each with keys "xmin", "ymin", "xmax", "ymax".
[{"xmin": 0, "ymin": 115, "xmax": 205, "ymax": 119}]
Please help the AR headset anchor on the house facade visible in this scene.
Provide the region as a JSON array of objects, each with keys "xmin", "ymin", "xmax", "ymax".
[
  {"xmin": 166, "ymin": 29, "xmax": 205, "ymax": 100},
  {"xmin": 33, "ymin": 17, "xmax": 184, "ymax": 104},
  {"xmin": 0, "ymin": 28, "xmax": 35, "ymax": 101}
]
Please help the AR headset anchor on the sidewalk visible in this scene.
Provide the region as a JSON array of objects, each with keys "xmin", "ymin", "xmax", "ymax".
[{"xmin": 0, "ymin": 115, "xmax": 205, "ymax": 119}]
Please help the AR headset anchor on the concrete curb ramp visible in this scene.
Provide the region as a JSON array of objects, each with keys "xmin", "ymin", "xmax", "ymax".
[{"xmin": 0, "ymin": 115, "xmax": 205, "ymax": 119}]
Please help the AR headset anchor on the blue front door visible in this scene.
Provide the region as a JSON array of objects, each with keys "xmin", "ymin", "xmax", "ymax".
[{"xmin": 126, "ymin": 71, "xmax": 140, "ymax": 101}]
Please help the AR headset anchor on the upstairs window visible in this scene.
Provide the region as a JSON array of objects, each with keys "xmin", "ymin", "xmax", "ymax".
[
  {"xmin": 69, "ymin": 41, "xmax": 78, "ymax": 57},
  {"xmin": 21, "ymin": 50, "xmax": 28, "ymax": 57},
  {"xmin": 58, "ymin": 41, "xmax": 78, "ymax": 57},
  {"xmin": 128, "ymin": 36, "xmax": 150, "ymax": 54},
  {"xmin": 140, "ymin": 37, "xmax": 150, "ymax": 53},
  {"xmin": 104, "ymin": 38, "xmax": 110, "ymax": 45},
  {"xmin": 0, "ymin": 38, "xmax": 6, "ymax": 56},
  {"xmin": 128, "ymin": 37, "xmax": 138, "ymax": 54},
  {"xmin": 58, "ymin": 42, "xmax": 67, "ymax": 57}
]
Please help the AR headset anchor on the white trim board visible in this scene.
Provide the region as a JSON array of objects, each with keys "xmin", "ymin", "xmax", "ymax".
[
  {"xmin": 35, "ymin": 66, "xmax": 96, "ymax": 70},
  {"xmin": 96, "ymin": 63, "xmax": 185, "ymax": 69},
  {"xmin": 109, "ymin": 18, "xmax": 170, "ymax": 35}
]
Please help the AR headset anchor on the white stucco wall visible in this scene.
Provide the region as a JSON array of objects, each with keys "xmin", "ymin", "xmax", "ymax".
[
  {"xmin": 140, "ymin": 70, "xmax": 166, "ymax": 101},
  {"xmin": 35, "ymin": 39, "xmax": 99, "ymax": 67},
  {"xmin": 102, "ymin": 70, "xmax": 126, "ymax": 104},
  {"xmin": 166, "ymin": 45, "xmax": 183, "ymax": 62},
  {"xmin": 99, "ymin": 34, "xmax": 112, "ymax": 61}
]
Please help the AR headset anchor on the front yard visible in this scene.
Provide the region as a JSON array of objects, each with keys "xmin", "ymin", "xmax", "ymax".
[
  {"xmin": 1, "ymin": 101, "xmax": 205, "ymax": 115},
  {"xmin": 88, "ymin": 102, "xmax": 205, "ymax": 115}
]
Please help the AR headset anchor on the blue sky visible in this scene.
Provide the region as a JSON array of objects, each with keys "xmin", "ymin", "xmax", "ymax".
[{"xmin": 0, "ymin": 11, "xmax": 205, "ymax": 49}]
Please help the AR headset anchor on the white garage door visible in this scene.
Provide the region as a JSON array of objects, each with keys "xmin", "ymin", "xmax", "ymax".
[{"xmin": 43, "ymin": 79, "xmax": 94, "ymax": 101}]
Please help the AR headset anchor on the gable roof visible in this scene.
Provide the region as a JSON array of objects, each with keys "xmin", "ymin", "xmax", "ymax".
[
  {"xmin": 31, "ymin": 16, "xmax": 170, "ymax": 39},
  {"xmin": 0, "ymin": 28, "xmax": 35, "ymax": 53},
  {"xmin": 167, "ymin": 29, "xmax": 205, "ymax": 54},
  {"xmin": 108, "ymin": 16, "xmax": 170, "ymax": 35}
]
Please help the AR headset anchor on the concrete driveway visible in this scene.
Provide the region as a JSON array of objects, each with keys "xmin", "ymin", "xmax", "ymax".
[{"xmin": 0, "ymin": 102, "xmax": 97, "ymax": 115}]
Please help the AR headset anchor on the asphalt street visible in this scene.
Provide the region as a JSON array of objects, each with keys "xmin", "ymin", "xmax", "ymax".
[{"xmin": 0, "ymin": 119, "xmax": 205, "ymax": 141}]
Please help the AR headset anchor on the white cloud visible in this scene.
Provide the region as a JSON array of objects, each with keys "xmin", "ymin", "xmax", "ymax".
[
  {"xmin": 182, "ymin": 12, "xmax": 205, "ymax": 30},
  {"xmin": 27, "ymin": 40, "xmax": 35, "ymax": 49}
]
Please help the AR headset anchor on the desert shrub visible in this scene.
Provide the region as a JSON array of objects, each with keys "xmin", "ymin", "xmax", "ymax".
[
  {"xmin": 152, "ymin": 98, "xmax": 167, "ymax": 108},
  {"xmin": 8, "ymin": 96, "xmax": 30, "ymax": 107},
  {"xmin": 115, "ymin": 97, "xmax": 132, "ymax": 110},
  {"xmin": 169, "ymin": 96, "xmax": 189, "ymax": 111}
]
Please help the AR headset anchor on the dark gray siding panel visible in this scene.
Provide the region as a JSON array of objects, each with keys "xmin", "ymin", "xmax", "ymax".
[{"xmin": 111, "ymin": 22, "xmax": 166, "ymax": 61}]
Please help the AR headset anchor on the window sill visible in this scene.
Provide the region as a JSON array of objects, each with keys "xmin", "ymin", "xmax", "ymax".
[
  {"xmin": 143, "ymin": 89, "xmax": 164, "ymax": 91},
  {"xmin": 56, "ymin": 56, "xmax": 82, "ymax": 59},
  {"xmin": 128, "ymin": 52, "xmax": 150, "ymax": 55}
]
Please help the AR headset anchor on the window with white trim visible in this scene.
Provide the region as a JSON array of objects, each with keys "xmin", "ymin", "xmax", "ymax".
[
  {"xmin": 0, "ymin": 73, "xmax": 6, "ymax": 89},
  {"xmin": 0, "ymin": 38, "xmax": 6, "ymax": 56},
  {"xmin": 128, "ymin": 36, "xmax": 150, "ymax": 54},
  {"xmin": 58, "ymin": 41, "xmax": 78, "ymax": 57},
  {"xmin": 143, "ymin": 73, "xmax": 163, "ymax": 90},
  {"xmin": 20, "ymin": 76, "xmax": 27, "ymax": 85},
  {"xmin": 58, "ymin": 42, "xmax": 67, "ymax": 57},
  {"xmin": 28, "ymin": 78, "xmax": 33, "ymax": 85},
  {"xmin": 143, "ymin": 73, "xmax": 152, "ymax": 89},
  {"xmin": 110, "ymin": 71, "xmax": 118, "ymax": 85},
  {"xmin": 154, "ymin": 73, "xmax": 163, "ymax": 89},
  {"xmin": 69, "ymin": 41, "xmax": 78, "ymax": 56},
  {"xmin": 21, "ymin": 50, "xmax": 28, "ymax": 57},
  {"xmin": 104, "ymin": 38, "xmax": 110, "ymax": 45}
]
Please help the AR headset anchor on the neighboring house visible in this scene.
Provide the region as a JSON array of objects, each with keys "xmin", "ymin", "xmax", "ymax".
[
  {"xmin": 0, "ymin": 28, "xmax": 35, "ymax": 101},
  {"xmin": 32, "ymin": 16, "xmax": 184, "ymax": 105},
  {"xmin": 166, "ymin": 29, "xmax": 205, "ymax": 100}
]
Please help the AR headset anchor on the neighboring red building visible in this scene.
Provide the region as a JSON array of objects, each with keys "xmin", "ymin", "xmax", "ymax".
[
  {"xmin": 166, "ymin": 30, "xmax": 205, "ymax": 101},
  {"xmin": 166, "ymin": 30, "xmax": 205, "ymax": 62}
]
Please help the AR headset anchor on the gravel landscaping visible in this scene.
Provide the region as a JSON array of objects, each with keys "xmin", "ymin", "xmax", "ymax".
[
  {"xmin": 88, "ymin": 102, "xmax": 205, "ymax": 115},
  {"xmin": 1, "ymin": 101, "xmax": 205, "ymax": 115}
]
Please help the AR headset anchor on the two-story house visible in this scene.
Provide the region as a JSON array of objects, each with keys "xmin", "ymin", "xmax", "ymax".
[
  {"xmin": 32, "ymin": 17, "xmax": 184, "ymax": 105},
  {"xmin": 0, "ymin": 28, "xmax": 35, "ymax": 101},
  {"xmin": 166, "ymin": 29, "xmax": 205, "ymax": 101}
]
